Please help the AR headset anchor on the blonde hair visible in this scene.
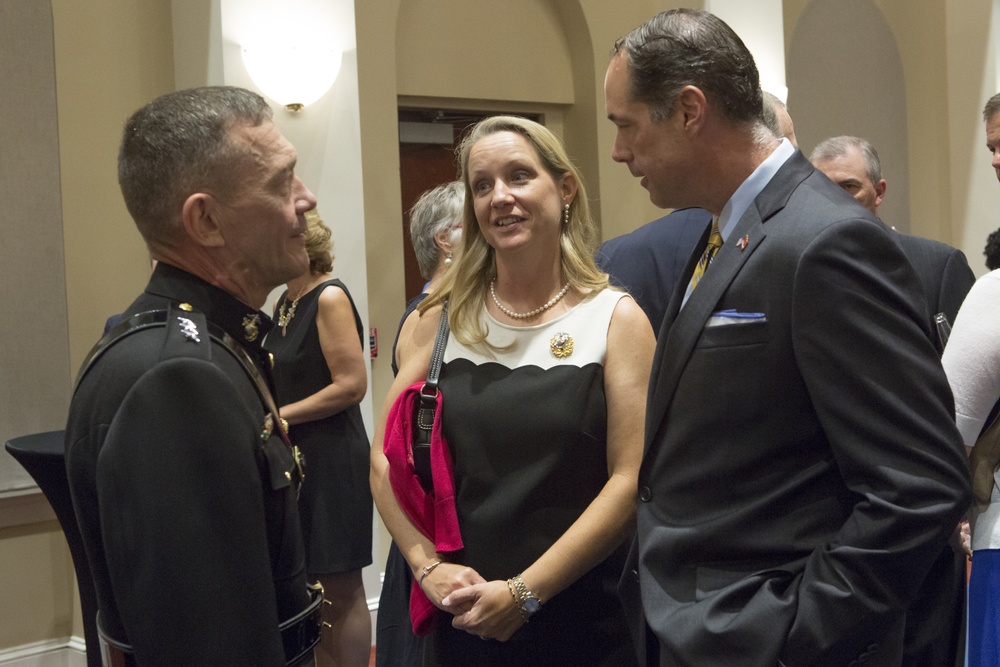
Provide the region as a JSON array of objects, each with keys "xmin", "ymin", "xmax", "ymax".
[
  {"xmin": 304, "ymin": 209, "xmax": 334, "ymax": 274},
  {"xmin": 420, "ymin": 116, "xmax": 608, "ymax": 348}
]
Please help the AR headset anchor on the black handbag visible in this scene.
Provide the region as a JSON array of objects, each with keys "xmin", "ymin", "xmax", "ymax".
[{"xmin": 412, "ymin": 302, "xmax": 449, "ymax": 492}]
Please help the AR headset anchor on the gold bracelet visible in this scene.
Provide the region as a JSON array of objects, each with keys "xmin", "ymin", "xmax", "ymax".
[
  {"xmin": 419, "ymin": 560, "xmax": 443, "ymax": 589},
  {"xmin": 506, "ymin": 578, "xmax": 528, "ymax": 622}
]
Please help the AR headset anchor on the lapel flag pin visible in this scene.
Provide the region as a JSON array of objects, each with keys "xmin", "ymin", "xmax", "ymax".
[{"xmin": 737, "ymin": 235, "xmax": 749, "ymax": 250}]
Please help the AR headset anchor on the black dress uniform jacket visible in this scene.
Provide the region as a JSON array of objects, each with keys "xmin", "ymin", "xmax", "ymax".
[{"xmin": 66, "ymin": 263, "xmax": 310, "ymax": 666}]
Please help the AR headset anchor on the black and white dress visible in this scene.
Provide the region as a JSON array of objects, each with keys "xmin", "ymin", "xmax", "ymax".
[{"xmin": 427, "ymin": 288, "xmax": 638, "ymax": 666}]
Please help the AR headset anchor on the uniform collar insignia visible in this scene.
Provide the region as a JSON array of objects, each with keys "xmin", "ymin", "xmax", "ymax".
[{"xmin": 242, "ymin": 313, "xmax": 261, "ymax": 342}]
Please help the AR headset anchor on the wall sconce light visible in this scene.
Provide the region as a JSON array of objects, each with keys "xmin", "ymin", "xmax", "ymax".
[{"xmin": 242, "ymin": 41, "xmax": 342, "ymax": 112}]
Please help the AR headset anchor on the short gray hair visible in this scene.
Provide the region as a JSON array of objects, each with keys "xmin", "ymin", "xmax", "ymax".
[
  {"xmin": 984, "ymin": 93, "xmax": 1000, "ymax": 123},
  {"xmin": 118, "ymin": 86, "xmax": 273, "ymax": 246},
  {"xmin": 409, "ymin": 181, "xmax": 464, "ymax": 279},
  {"xmin": 810, "ymin": 135, "xmax": 882, "ymax": 185}
]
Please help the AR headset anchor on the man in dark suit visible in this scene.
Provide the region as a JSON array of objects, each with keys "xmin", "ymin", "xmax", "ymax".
[
  {"xmin": 65, "ymin": 87, "xmax": 322, "ymax": 665},
  {"xmin": 812, "ymin": 136, "xmax": 974, "ymax": 667},
  {"xmin": 811, "ymin": 135, "xmax": 975, "ymax": 342},
  {"xmin": 605, "ymin": 9, "xmax": 971, "ymax": 666},
  {"xmin": 596, "ymin": 208, "xmax": 712, "ymax": 332}
]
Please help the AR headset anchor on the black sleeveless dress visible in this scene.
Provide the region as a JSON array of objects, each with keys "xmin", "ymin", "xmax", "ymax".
[
  {"xmin": 426, "ymin": 289, "xmax": 637, "ymax": 666},
  {"xmin": 267, "ymin": 278, "xmax": 373, "ymax": 573}
]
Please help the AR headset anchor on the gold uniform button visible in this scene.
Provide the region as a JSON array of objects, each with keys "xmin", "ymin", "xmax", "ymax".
[{"xmin": 178, "ymin": 303, "xmax": 194, "ymax": 312}]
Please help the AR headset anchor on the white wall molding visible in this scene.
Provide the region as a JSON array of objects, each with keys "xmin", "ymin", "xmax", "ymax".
[{"xmin": 0, "ymin": 637, "xmax": 85, "ymax": 667}]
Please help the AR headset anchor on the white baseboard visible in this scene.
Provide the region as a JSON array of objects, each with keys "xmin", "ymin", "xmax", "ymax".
[{"xmin": 0, "ymin": 638, "xmax": 86, "ymax": 667}]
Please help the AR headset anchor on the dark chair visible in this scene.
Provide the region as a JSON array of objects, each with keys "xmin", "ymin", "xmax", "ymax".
[{"xmin": 6, "ymin": 431, "xmax": 100, "ymax": 667}]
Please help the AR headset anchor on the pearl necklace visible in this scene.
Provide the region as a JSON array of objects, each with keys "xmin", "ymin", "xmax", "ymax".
[
  {"xmin": 490, "ymin": 281, "xmax": 571, "ymax": 320},
  {"xmin": 277, "ymin": 283, "xmax": 309, "ymax": 336}
]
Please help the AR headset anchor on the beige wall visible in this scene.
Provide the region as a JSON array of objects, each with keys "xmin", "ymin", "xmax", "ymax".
[
  {"xmin": 785, "ymin": 0, "xmax": 998, "ymax": 267},
  {"xmin": 58, "ymin": 0, "xmax": 175, "ymax": 371},
  {"xmin": 0, "ymin": 520, "xmax": 76, "ymax": 649}
]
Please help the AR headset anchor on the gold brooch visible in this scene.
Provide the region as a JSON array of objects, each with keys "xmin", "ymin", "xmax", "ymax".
[
  {"xmin": 550, "ymin": 332, "xmax": 573, "ymax": 358},
  {"xmin": 242, "ymin": 313, "xmax": 260, "ymax": 342}
]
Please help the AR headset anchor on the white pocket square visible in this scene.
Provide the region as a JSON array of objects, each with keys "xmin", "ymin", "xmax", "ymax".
[{"xmin": 706, "ymin": 309, "xmax": 766, "ymax": 327}]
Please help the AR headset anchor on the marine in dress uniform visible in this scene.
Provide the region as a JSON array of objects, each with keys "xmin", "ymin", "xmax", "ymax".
[
  {"xmin": 66, "ymin": 264, "xmax": 320, "ymax": 666},
  {"xmin": 64, "ymin": 86, "xmax": 323, "ymax": 666}
]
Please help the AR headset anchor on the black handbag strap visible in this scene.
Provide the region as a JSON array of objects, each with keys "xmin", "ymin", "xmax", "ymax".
[
  {"xmin": 423, "ymin": 301, "xmax": 450, "ymax": 396},
  {"xmin": 414, "ymin": 302, "xmax": 449, "ymax": 491}
]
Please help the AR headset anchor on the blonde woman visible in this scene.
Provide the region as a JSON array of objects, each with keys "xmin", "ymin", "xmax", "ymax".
[{"xmin": 371, "ymin": 117, "xmax": 654, "ymax": 665}]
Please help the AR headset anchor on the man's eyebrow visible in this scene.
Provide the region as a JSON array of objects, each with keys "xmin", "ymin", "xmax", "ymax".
[{"xmin": 266, "ymin": 160, "xmax": 295, "ymax": 188}]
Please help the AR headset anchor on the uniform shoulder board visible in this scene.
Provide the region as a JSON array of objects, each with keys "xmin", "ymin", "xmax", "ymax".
[{"xmin": 158, "ymin": 303, "xmax": 212, "ymax": 363}]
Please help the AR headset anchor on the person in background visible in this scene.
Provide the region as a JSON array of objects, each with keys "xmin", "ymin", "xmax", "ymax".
[
  {"xmin": 65, "ymin": 86, "xmax": 321, "ymax": 666},
  {"xmin": 810, "ymin": 135, "xmax": 975, "ymax": 346},
  {"xmin": 811, "ymin": 133, "xmax": 974, "ymax": 667},
  {"xmin": 761, "ymin": 90, "xmax": 797, "ymax": 147},
  {"xmin": 266, "ymin": 209, "xmax": 372, "ymax": 667},
  {"xmin": 390, "ymin": 181, "xmax": 464, "ymax": 376},
  {"xmin": 606, "ymin": 10, "xmax": 970, "ymax": 665},
  {"xmin": 377, "ymin": 180, "xmax": 463, "ymax": 667},
  {"xmin": 984, "ymin": 227, "xmax": 1000, "ymax": 270},
  {"xmin": 941, "ymin": 91, "xmax": 1000, "ymax": 667},
  {"xmin": 372, "ymin": 115, "xmax": 653, "ymax": 665}
]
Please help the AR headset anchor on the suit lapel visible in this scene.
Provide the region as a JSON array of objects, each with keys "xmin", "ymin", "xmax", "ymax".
[
  {"xmin": 643, "ymin": 211, "xmax": 766, "ymax": 450},
  {"xmin": 642, "ymin": 151, "xmax": 816, "ymax": 457}
]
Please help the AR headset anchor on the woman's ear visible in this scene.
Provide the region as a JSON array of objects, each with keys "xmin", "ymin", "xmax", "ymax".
[
  {"xmin": 181, "ymin": 193, "xmax": 225, "ymax": 247},
  {"xmin": 560, "ymin": 172, "xmax": 578, "ymax": 206},
  {"xmin": 434, "ymin": 225, "xmax": 455, "ymax": 254}
]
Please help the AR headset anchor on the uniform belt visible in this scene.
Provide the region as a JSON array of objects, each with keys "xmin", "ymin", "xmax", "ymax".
[{"xmin": 96, "ymin": 585, "xmax": 324, "ymax": 666}]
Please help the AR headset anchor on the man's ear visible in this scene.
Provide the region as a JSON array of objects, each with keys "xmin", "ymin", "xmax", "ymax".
[
  {"xmin": 874, "ymin": 179, "xmax": 887, "ymax": 209},
  {"xmin": 180, "ymin": 193, "xmax": 225, "ymax": 248},
  {"xmin": 675, "ymin": 85, "xmax": 708, "ymax": 133}
]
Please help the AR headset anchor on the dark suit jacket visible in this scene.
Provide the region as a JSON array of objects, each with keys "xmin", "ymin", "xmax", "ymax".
[
  {"xmin": 624, "ymin": 152, "xmax": 971, "ymax": 666},
  {"xmin": 596, "ymin": 208, "xmax": 712, "ymax": 333},
  {"xmin": 66, "ymin": 263, "xmax": 310, "ymax": 666},
  {"xmin": 894, "ymin": 232, "xmax": 975, "ymax": 339}
]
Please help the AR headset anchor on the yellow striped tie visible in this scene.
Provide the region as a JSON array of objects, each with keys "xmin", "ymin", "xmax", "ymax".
[{"xmin": 688, "ymin": 218, "xmax": 723, "ymax": 292}]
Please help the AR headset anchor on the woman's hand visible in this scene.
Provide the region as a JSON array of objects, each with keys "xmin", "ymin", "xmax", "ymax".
[
  {"xmin": 442, "ymin": 580, "xmax": 526, "ymax": 641},
  {"xmin": 420, "ymin": 562, "xmax": 487, "ymax": 615}
]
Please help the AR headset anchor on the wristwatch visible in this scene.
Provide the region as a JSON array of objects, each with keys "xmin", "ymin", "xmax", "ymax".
[{"xmin": 510, "ymin": 575, "xmax": 542, "ymax": 619}]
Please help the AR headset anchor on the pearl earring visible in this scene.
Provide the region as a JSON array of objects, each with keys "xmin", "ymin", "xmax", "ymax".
[
  {"xmin": 563, "ymin": 203, "xmax": 570, "ymax": 225},
  {"xmin": 444, "ymin": 251, "xmax": 453, "ymax": 267}
]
